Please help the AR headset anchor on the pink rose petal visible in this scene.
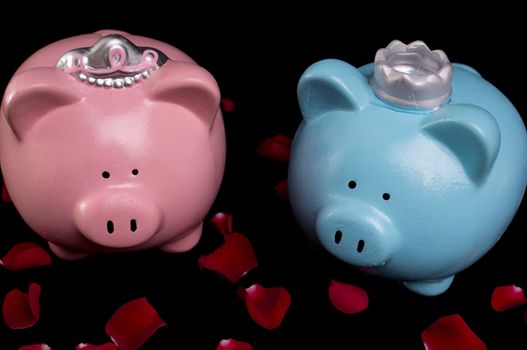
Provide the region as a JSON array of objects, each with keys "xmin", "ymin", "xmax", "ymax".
[
  {"xmin": 422, "ymin": 314, "xmax": 487, "ymax": 350},
  {"xmin": 238, "ymin": 284, "xmax": 291, "ymax": 330},
  {"xmin": 216, "ymin": 339, "xmax": 253, "ymax": 350},
  {"xmin": 211, "ymin": 212, "xmax": 233, "ymax": 236},
  {"xmin": 76, "ymin": 343, "xmax": 117, "ymax": 350},
  {"xmin": 1, "ymin": 182, "xmax": 10, "ymax": 202},
  {"xmin": 491, "ymin": 285, "xmax": 527, "ymax": 312},
  {"xmin": 105, "ymin": 298, "xmax": 166, "ymax": 350},
  {"xmin": 1, "ymin": 242, "xmax": 52, "ymax": 271},
  {"xmin": 199, "ymin": 233, "xmax": 257, "ymax": 283},
  {"xmin": 256, "ymin": 135, "xmax": 292, "ymax": 163},
  {"xmin": 273, "ymin": 180, "xmax": 289, "ymax": 200},
  {"xmin": 2, "ymin": 283, "xmax": 42, "ymax": 329},
  {"xmin": 328, "ymin": 280, "xmax": 368, "ymax": 314},
  {"xmin": 221, "ymin": 98, "xmax": 236, "ymax": 113},
  {"xmin": 18, "ymin": 345, "xmax": 51, "ymax": 350}
]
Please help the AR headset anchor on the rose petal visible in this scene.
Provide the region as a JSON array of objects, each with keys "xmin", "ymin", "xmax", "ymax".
[
  {"xmin": 199, "ymin": 233, "xmax": 257, "ymax": 283},
  {"xmin": 221, "ymin": 98, "xmax": 236, "ymax": 113},
  {"xmin": 256, "ymin": 135, "xmax": 292, "ymax": 163},
  {"xmin": 18, "ymin": 345, "xmax": 51, "ymax": 350},
  {"xmin": 105, "ymin": 297, "xmax": 166, "ymax": 350},
  {"xmin": 216, "ymin": 339, "xmax": 253, "ymax": 350},
  {"xmin": 210, "ymin": 212, "xmax": 233, "ymax": 236},
  {"xmin": 1, "ymin": 242, "xmax": 52, "ymax": 271},
  {"xmin": 422, "ymin": 314, "xmax": 487, "ymax": 350},
  {"xmin": 273, "ymin": 180, "xmax": 288, "ymax": 200},
  {"xmin": 491, "ymin": 285, "xmax": 527, "ymax": 312},
  {"xmin": 2, "ymin": 283, "xmax": 42, "ymax": 329},
  {"xmin": 328, "ymin": 280, "xmax": 368, "ymax": 314},
  {"xmin": 238, "ymin": 284, "xmax": 291, "ymax": 330},
  {"xmin": 1, "ymin": 182, "xmax": 11, "ymax": 202},
  {"xmin": 76, "ymin": 343, "xmax": 117, "ymax": 350}
]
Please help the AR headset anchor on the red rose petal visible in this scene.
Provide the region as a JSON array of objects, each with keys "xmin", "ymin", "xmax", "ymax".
[
  {"xmin": 273, "ymin": 180, "xmax": 289, "ymax": 200},
  {"xmin": 221, "ymin": 98, "xmax": 236, "ymax": 113},
  {"xmin": 256, "ymin": 135, "xmax": 292, "ymax": 163},
  {"xmin": 105, "ymin": 297, "xmax": 166, "ymax": 350},
  {"xmin": 328, "ymin": 280, "xmax": 368, "ymax": 314},
  {"xmin": 1, "ymin": 182, "xmax": 10, "ymax": 202},
  {"xmin": 491, "ymin": 285, "xmax": 527, "ymax": 312},
  {"xmin": 18, "ymin": 345, "xmax": 51, "ymax": 350},
  {"xmin": 2, "ymin": 283, "xmax": 42, "ymax": 329},
  {"xmin": 1, "ymin": 242, "xmax": 52, "ymax": 271},
  {"xmin": 76, "ymin": 343, "xmax": 117, "ymax": 350},
  {"xmin": 422, "ymin": 314, "xmax": 486, "ymax": 350},
  {"xmin": 216, "ymin": 339, "xmax": 253, "ymax": 350},
  {"xmin": 238, "ymin": 284, "xmax": 291, "ymax": 330},
  {"xmin": 199, "ymin": 233, "xmax": 257, "ymax": 283},
  {"xmin": 210, "ymin": 212, "xmax": 233, "ymax": 236}
]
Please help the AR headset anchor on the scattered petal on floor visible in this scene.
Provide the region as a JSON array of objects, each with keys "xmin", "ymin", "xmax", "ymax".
[
  {"xmin": 421, "ymin": 314, "xmax": 486, "ymax": 350},
  {"xmin": 491, "ymin": 285, "xmax": 527, "ymax": 312},
  {"xmin": 199, "ymin": 233, "xmax": 257, "ymax": 283},
  {"xmin": 273, "ymin": 180, "xmax": 289, "ymax": 200},
  {"xmin": 221, "ymin": 98, "xmax": 236, "ymax": 113},
  {"xmin": 216, "ymin": 339, "xmax": 253, "ymax": 350},
  {"xmin": 210, "ymin": 212, "xmax": 233, "ymax": 236},
  {"xmin": 256, "ymin": 135, "xmax": 292, "ymax": 163},
  {"xmin": 328, "ymin": 280, "xmax": 368, "ymax": 314},
  {"xmin": 105, "ymin": 298, "xmax": 166, "ymax": 350},
  {"xmin": 1, "ymin": 242, "xmax": 52, "ymax": 271},
  {"xmin": 238, "ymin": 284, "xmax": 291, "ymax": 330},
  {"xmin": 2, "ymin": 283, "xmax": 42, "ymax": 329},
  {"xmin": 18, "ymin": 345, "xmax": 52, "ymax": 350},
  {"xmin": 76, "ymin": 343, "xmax": 117, "ymax": 350},
  {"xmin": 1, "ymin": 182, "xmax": 10, "ymax": 202}
]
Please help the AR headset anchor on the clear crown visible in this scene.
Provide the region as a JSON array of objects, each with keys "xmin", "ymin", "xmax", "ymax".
[{"xmin": 370, "ymin": 40, "xmax": 453, "ymax": 109}]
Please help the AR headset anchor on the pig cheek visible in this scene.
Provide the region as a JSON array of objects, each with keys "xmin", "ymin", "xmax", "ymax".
[
  {"xmin": 23, "ymin": 153, "xmax": 92, "ymax": 246},
  {"xmin": 145, "ymin": 113, "xmax": 222, "ymax": 243},
  {"xmin": 154, "ymin": 139, "xmax": 218, "ymax": 240},
  {"xmin": 4, "ymin": 123, "xmax": 96, "ymax": 247}
]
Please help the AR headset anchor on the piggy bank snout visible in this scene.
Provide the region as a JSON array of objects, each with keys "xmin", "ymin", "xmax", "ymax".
[
  {"xmin": 315, "ymin": 203, "xmax": 400, "ymax": 267},
  {"xmin": 74, "ymin": 191, "xmax": 162, "ymax": 248}
]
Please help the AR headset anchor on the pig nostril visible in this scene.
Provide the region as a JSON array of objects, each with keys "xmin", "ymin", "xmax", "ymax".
[
  {"xmin": 130, "ymin": 219, "xmax": 137, "ymax": 232},
  {"xmin": 357, "ymin": 240, "xmax": 365, "ymax": 253},
  {"xmin": 106, "ymin": 220, "xmax": 114, "ymax": 234},
  {"xmin": 334, "ymin": 230, "xmax": 342, "ymax": 244}
]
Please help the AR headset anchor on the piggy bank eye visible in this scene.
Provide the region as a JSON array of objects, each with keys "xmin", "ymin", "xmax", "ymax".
[
  {"xmin": 132, "ymin": 169, "xmax": 139, "ymax": 176},
  {"xmin": 334, "ymin": 230, "xmax": 343, "ymax": 244},
  {"xmin": 348, "ymin": 180, "xmax": 357, "ymax": 189},
  {"xmin": 102, "ymin": 171, "xmax": 110, "ymax": 179},
  {"xmin": 382, "ymin": 193, "xmax": 391, "ymax": 201}
]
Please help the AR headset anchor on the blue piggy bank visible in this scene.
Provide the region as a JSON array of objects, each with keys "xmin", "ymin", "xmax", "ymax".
[{"xmin": 288, "ymin": 40, "xmax": 527, "ymax": 296}]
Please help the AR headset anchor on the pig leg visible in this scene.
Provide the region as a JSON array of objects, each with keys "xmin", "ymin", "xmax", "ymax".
[
  {"xmin": 48, "ymin": 242, "xmax": 89, "ymax": 260},
  {"xmin": 402, "ymin": 275, "xmax": 455, "ymax": 296},
  {"xmin": 159, "ymin": 222, "xmax": 203, "ymax": 253}
]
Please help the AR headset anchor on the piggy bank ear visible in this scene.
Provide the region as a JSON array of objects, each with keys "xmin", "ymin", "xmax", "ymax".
[
  {"xmin": 145, "ymin": 61, "xmax": 221, "ymax": 126},
  {"xmin": 4, "ymin": 68, "xmax": 81, "ymax": 140},
  {"xmin": 298, "ymin": 59, "xmax": 372, "ymax": 121},
  {"xmin": 421, "ymin": 104, "xmax": 500, "ymax": 184}
]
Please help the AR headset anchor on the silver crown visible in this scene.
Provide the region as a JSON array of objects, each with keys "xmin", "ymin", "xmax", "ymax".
[
  {"xmin": 370, "ymin": 40, "xmax": 453, "ymax": 109},
  {"xmin": 56, "ymin": 34, "xmax": 169, "ymax": 89}
]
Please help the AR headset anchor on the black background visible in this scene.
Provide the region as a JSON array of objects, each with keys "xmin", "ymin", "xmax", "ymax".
[{"xmin": 1, "ymin": 9, "xmax": 526, "ymax": 349}]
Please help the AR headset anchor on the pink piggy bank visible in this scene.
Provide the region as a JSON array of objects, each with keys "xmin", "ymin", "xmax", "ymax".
[{"xmin": 0, "ymin": 30, "xmax": 226, "ymax": 259}]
